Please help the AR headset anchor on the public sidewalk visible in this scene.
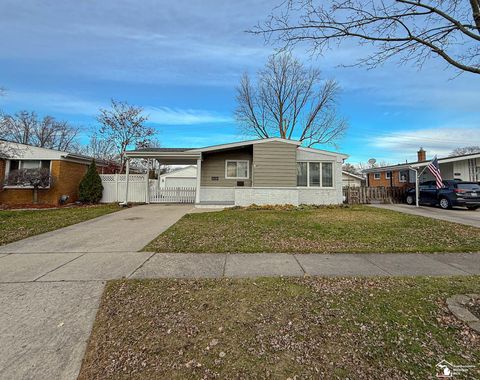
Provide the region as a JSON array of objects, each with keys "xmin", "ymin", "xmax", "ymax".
[{"xmin": 1, "ymin": 251, "xmax": 479, "ymax": 282}]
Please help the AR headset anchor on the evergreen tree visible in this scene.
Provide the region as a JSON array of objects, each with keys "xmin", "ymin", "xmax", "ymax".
[{"xmin": 79, "ymin": 160, "xmax": 103, "ymax": 203}]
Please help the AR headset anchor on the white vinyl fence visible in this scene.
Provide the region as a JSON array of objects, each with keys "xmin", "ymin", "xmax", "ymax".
[
  {"xmin": 149, "ymin": 181, "xmax": 196, "ymax": 203},
  {"xmin": 100, "ymin": 174, "xmax": 149, "ymax": 203},
  {"xmin": 100, "ymin": 174, "xmax": 196, "ymax": 204}
]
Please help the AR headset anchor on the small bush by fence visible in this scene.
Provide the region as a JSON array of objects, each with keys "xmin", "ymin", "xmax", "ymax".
[{"xmin": 343, "ymin": 186, "xmax": 407, "ymax": 205}]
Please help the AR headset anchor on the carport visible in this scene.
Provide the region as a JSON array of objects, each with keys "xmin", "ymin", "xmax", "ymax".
[{"xmin": 123, "ymin": 148, "xmax": 201, "ymax": 204}]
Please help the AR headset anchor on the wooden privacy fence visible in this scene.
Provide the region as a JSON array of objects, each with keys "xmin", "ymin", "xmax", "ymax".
[{"xmin": 343, "ymin": 186, "xmax": 407, "ymax": 205}]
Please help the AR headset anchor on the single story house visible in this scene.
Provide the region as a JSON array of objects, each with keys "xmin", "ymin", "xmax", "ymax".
[
  {"xmin": 125, "ymin": 137, "xmax": 348, "ymax": 207},
  {"xmin": 364, "ymin": 148, "xmax": 480, "ymax": 188},
  {"xmin": 157, "ymin": 165, "xmax": 197, "ymax": 188},
  {"xmin": 342, "ymin": 171, "xmax": 365, "ymax": 187},
  {"xmin": 0, "ymin": 140, "xmax": 109, "ymax": 206}
]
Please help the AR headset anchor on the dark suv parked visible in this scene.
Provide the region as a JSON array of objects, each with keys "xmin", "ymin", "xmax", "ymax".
[{"xmin": 405, "ymin": 180, "xmax": 480, "ymax": 210}]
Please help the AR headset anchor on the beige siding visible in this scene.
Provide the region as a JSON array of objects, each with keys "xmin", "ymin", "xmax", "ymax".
[
  {"xmin": 200, "ymin": 147, "xmax": 253, "ymax": 187},
  {"xmin": 253, "ymin": 141, "xmax": 297, "ymax": 187}
]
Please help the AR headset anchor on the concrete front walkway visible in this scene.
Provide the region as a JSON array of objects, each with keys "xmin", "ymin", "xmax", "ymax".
[{"xmin": 370, "ymin": 204, "xmax": 480, "ymax": 228}]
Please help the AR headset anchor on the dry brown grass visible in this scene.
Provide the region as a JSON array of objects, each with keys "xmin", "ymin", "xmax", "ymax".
[{"xmin": 79, "ymin": 277, "xmax": 480, "ymax": 379}]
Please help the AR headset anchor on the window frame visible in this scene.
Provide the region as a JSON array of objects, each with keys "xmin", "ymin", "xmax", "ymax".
[
  {"xmin": 385, "ymin": 171, "xmax": 391, "ymax": 179},
  {"xmin": 3, "ymin": 159, "xmax": 53, "ymax": 189},
  {"xmin": 398, "ymin": 170, "xmax": 408, "ymax": 183},
  {"xmin": 225, "ymin": 160, "xmax": 250, "ymax": 180},
  {"xmin": 373, "ymin": 173, "xmax": 381, "ymax": 180},
  {"xmin": 296, "ymin": 161, "xmax": 335, "ymax": 188}
]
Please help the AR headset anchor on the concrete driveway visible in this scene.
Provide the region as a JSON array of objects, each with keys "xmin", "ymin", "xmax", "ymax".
[
  {"xmin": 370, "ymin": 204, "xmax": 480, "ymax": 228},
  {"xmin": 0, "ymin": 204, "xmax": 193, "ymax": 253},
  {"xmin": 0, "ymin": 204, "xmax": 192, "ymax": 380}
]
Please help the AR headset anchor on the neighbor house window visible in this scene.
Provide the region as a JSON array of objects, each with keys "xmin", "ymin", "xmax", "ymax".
[
  {"xmin": 4, "ymin": 160, "xmax": 52, "ymax": 187},
  {"xmin": 374, "ymin": 173, "xmax": 381, "ymax": 180},
  {"xmin": 385, "ymin": 171, "xmax": 391, "ymax": 179},
  {"xmin": 225, "ymin": 160, "xmax": 249, "ymax": 179},
  {"xmin": 399, "ymin": 170, "xmax": 408, "ymax": 182},
  {"xmin": 296, "ymin": 162, "xmax": 334, "ymax": 187}
]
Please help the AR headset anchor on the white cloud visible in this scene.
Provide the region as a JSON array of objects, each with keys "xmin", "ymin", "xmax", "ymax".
[
  {"xmin": 146, "ymin": 107, "xmax": 232, "ymax": 125},
  {"xmin": 370, "ymin": 126, "xmax": 480, "ymax": 160},
  {"xmin": 3, "ymin": 91, "xmax": 233, "ymax": 125}
]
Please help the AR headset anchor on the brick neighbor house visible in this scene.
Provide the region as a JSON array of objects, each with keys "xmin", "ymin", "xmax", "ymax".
[
  {"xmin": 364, "ymin": 148, "xmax": 480, "ymax": 188},
  {"xmin": 0, "ymin": 140, "xmax": 112, "ymax": 206}
]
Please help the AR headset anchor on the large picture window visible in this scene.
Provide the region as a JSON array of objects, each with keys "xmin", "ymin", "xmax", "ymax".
[
  {"xmin": 296, "ymin": 161, "xmax": 334, "ymax": 188},
  {"xmin": 322, "ymin": 162, "xmax": 333, "ymax": 187},
  {"xmin": 225, "ymin": 160, "xmax": 249, "ymax": 179},
  {"xmin": 297, "ymin": 162, "xmax": 307, "ymax": 187}
]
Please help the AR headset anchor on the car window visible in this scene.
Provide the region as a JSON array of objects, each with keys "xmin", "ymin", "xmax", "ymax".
[
  {"xmin": 457, "ymin": 183, "xmax": 480, "ymax": 191},
  {"xmin": 420, "ymin": 181, "xmax": 436, "ymax": 189}
]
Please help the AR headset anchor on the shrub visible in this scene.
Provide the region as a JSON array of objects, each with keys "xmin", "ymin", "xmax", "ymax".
[{"xmin": 79, "ymin": 160, "xmax": 103, "ymax": 203}]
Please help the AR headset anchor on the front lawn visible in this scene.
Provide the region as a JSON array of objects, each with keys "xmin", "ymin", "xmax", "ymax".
[
  {"xmin": 79, "ymin": 277, "xmax": 480, "ymax": 379},
  {"xmin": 0, "ymin": 204, "xmax": 121, "ymax": 245},
  {"xmin": 144, "ymin": 205, "xmax": 480, "ymax": 253}
]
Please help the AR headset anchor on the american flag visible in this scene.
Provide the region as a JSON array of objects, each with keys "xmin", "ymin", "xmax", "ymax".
[{"xmin": 427, "ymin": 156, "xmax": 443, "ymax": 189}]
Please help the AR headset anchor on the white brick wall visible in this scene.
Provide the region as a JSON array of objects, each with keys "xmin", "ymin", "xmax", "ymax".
[
  {"xmin": 235, "ymin": 188, "xmax": 299, "ymax": 206},
  {"xmin": 298, "ymin": 188, "xmax": 340, "ymax": 205},
  {"xmin": 199, "ymin": 187, "xmax": 235, "ymax": 202}
]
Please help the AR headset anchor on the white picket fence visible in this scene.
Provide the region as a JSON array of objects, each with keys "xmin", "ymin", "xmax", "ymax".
[
  {"xmin": 100, "ymin": 174, "xmax": 196, "ymax": 203},
  {"xmin": 149, "ymin": 182, "xmax": 196, "ymax": 203}
]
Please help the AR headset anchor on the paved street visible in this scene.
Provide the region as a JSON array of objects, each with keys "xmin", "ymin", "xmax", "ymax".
[{"xmin": 370, "ymin": 204, "xmax": 480, "ymax": 228}]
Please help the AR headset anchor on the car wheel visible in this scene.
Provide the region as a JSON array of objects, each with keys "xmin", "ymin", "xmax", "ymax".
[
  {"xmin": 467, "ymin": 206, "xmax": 479, "ymax": 211},
  {"xmin": 439, "ymin": 197, "xmax": 452, "ymax": 209},
  {"xmin": 406, "ymin": 195, "xmax": 415, "ymax": 205}
]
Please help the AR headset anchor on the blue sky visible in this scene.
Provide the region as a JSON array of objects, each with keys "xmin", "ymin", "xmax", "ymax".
[{"xmin": 0, "ymin": 0, "xmax": 479, "ymax": 165}]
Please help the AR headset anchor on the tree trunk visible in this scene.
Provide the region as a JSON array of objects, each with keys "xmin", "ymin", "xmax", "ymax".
[{"xmin": 32, "ymin": 188, "xmax": 38, "ymax": 204}]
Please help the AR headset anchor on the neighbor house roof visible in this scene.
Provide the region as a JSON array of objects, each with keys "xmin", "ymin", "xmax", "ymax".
[
  {"xmin": 342, "ymin": 171, "xmax": 365, "ymax": 181},
  {"xmin": 125, "ymin": 137, "xmax": 348, "ymax": 159},
  {"xmin": 363, "ymin": 151, "xmax": 480, "ymax": 173},
  {"xmin": 0, "ymin": 139, "xmax": 109, "ymax": 166}
]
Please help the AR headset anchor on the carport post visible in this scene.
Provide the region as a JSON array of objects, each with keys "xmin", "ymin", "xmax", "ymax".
[
  {"xmin": 415, "ymin": 169, "xmax": 419, "ymax": 208},
  {"xmin": 195, "ymin": 157, "xmax": 201, "ymax": 204},
  {"xmin": 145, "ymin": 158, "xmax": 150, "ymax": 204},
  {"xmin": 409, "ymin": 166, "xmax": 419, "ymax": 208},
  {"xmin": 123, "ymin": 158, "xmax": 130, "ymax": 205}
]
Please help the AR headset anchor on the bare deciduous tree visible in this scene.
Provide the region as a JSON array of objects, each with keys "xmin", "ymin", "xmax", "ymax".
[
  {"xmin": 450, "ymin": 145, "xmax": 480, "ymax": 156},
  {"xmin": 255, "ymin": 0, "xmax": 480, "ymax": 75},
  {"xmin": 235, "ymin": 53, "xmax": 347, "ymax": 147},
  {"xmin": 7, "ymin": 168, "xmax": 53, "ymax": 204},
  {"xmin": 0, "ymin": 111, "xmax": 80, "ymax": 151},
  {"xmin": 343, "ymin": 162, "xmax": 361, "ymax": 175},
  {"xmin": 97, "ymin": 99, "xmax": 155, "ymax": 172},
  {"xmin": 80, "ymin": 133, "xmax": 117, "ymax": 161}
]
